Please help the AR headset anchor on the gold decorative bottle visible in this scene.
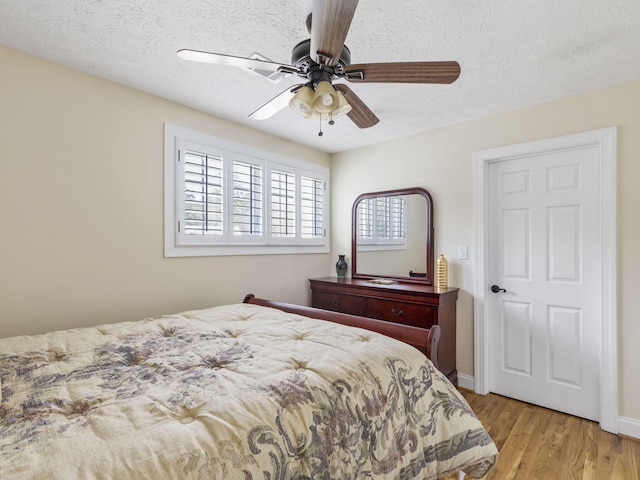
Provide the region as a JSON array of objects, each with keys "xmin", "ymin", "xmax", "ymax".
[{"xmin": 436, "ymin": 254, "xmax": 448, "ymax": 288}]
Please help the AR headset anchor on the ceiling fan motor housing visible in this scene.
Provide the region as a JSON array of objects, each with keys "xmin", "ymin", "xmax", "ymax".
[{"xmin": 291, "ymin": 39, "xmax": 351, "ymax": 86}]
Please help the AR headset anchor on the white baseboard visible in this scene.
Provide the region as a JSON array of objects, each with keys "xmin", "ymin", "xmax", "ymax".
[
  {"xmin": 457, "ymin": 374, "xmax": 640, "ymax": 440},
  {"xmin": 619, "ymin": 416, "xmax": 640, "ymax": 440},
  {"xmin": 457, "ymin": 373, "xmax": 475, "ymax": 390}
]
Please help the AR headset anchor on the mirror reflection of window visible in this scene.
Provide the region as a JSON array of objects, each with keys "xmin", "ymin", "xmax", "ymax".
[{"xmin": 357, "ymin": 196, "xmax": 407, "ymax": 248}]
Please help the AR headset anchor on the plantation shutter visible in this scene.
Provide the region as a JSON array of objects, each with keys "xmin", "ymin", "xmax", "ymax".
[
  {"xmin": 182, "ymin": 150, "xmax": 224, "ymax": 236},
  {"xmin": 300, "ymin": 176, "xmax": 324, "ymax": 239},
  {"xmin": 233, "ymin": 161, "xmax": 263, "ymax": 236},
  {"xmin": 271, "ymin": 169, "xmax": 296, "ymax": 237}
]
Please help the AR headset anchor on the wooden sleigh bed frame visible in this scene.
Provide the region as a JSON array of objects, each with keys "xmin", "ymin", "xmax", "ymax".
[{"xmin": 243, "ymin": 294, "xmax": 441, "ymax": 370}]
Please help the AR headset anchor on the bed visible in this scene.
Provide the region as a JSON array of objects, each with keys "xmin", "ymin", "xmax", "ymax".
[{"xmin": 0, "ymin": 295, "xmax": 497, "ymax": 479}]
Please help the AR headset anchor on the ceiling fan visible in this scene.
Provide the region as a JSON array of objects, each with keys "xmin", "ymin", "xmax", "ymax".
[{"xmin": 177, "ymin": 0, "xmax": 460, "ymax": 134}]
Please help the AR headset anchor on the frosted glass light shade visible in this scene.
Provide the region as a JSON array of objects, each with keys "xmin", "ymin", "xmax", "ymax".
[
  {"xmin": 289, "ymin": 86, "xmax": 315, "ymax": 117},
  {"xmin": 313, "ymin": 81, "xmax": 338, "ymax": 114},
  {"xmin": 330, "ymin": 90, "xmax": 352, "ymax": 119}
]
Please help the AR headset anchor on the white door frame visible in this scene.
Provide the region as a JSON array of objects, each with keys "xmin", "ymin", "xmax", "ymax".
[{"xmin": 472, "ymin": 127, "xmax": 618, "ymax": 433}]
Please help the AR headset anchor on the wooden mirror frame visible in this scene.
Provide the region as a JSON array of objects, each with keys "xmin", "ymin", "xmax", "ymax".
[{"xmin": 351, "ymin": 187, "xmax": 434, "ymax": 285}]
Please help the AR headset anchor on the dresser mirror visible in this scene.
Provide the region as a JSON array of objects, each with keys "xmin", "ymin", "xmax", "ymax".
[{"xmin": 351, "ymin": 187, "xmax": 434, "ymax": 284}]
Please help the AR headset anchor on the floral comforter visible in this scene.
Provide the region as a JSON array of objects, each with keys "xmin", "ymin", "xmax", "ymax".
[{"xmin": 0, "ymin": 303, "xmax": 497, "ymax": 479}]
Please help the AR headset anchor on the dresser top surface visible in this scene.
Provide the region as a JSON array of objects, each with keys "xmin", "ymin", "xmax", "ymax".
[{"xmin": 309, "ymin": 277, "xmax": 459, "ymax": 296}]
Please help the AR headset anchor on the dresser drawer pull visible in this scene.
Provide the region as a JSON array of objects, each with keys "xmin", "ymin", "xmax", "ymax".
[
  {"xmin": 332, "ymin": 299, "xmax": 343, "ymax": 307},
  {"xmin": 390, "ymin": 308, "xmax": 404, "ymax": 317}
]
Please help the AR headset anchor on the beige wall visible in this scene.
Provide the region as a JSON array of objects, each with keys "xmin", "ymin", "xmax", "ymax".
[
  {"xmin": 2, "ymin": 45, "xmax": 638, "ymax": 425},
  {"xmin": 331, "ymin": 79, "xmax": 640, "ymax": 422},
  {"xmin": 0, "ymin": 46, "xmax": 331, "ymax": 338}
]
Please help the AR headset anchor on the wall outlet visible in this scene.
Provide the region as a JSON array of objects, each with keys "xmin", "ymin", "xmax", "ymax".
[{"xmin": 458, "ymin": 245, "xmax": 469, "ymax": 260}]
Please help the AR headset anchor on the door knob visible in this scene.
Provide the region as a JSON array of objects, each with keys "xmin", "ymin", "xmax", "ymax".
[{"xmin": 491, "ymin": 285, "xmax": 507, "ymax": 293}]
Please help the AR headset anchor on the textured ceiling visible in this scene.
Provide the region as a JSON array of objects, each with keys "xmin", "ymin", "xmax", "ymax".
[{"xmin": 2, "ymin": 0, "xmax": 640, "ymax": 153}]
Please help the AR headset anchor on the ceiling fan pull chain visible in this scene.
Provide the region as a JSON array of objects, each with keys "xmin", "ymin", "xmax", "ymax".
[{"xmin": 318, "ymin": 115, "xmax": 323, "ymax": 136}]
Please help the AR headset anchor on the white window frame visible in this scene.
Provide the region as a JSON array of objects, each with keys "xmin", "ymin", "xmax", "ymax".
[{"xmin": 164, "ymin": 124, "xmax": 329, "ymax": 257}]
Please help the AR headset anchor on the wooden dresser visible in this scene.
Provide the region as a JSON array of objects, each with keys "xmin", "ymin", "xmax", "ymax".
[{"xmin": 309, "ymin": 277, "xmax": 459, "ymax": 385}]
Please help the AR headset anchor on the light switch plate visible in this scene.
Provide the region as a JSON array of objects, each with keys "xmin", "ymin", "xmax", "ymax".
[{"xmin": 458, "ymin": 245, "xmax": 468, "ymax": 260}]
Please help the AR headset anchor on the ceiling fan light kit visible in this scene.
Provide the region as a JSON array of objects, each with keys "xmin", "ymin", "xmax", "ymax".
[
  {"xmin": 290, "ymin": 82, "xmax": 354, "ymax": 135},
  {"xmin": 177, "ymin": 0, "xmax": 460, "ymax": 135}
]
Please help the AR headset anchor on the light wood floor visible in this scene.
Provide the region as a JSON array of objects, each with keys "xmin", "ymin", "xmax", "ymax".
[{"xmin": 441, "ymin": 389, "xmax": 640, "ymax": 480}]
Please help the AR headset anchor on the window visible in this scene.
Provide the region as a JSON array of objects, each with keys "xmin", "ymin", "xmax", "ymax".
[
  {"xmin": 165, "ymin": 124, "xmax": 328, "ymax": 257},
  {"xmin": 357, "ymin": 195, "xmax": 407, "ymax": 249}
]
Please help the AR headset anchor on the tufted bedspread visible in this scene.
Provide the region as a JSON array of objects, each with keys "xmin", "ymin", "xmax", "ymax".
[{"xmin": 0, "ymin": 303, "xmax": 497, "ymax": 479}]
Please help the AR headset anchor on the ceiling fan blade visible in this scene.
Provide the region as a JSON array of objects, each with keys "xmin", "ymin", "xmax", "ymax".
[
  {"xmin": 177, "ymin": 49, "xmax": 300, "ymax": 75},
  {"xmin": 248, "ymin": 85, "xmax": 302, "ymax": 120},
  {"xmin": 344, "ymin": 61, "xmax": 461, "ymax": 84},
  {"xmin": 310, "ymin": 0, "xmax": 359, "ymax": 66},
  {"xmin": 334, "ymin": 84, "xmax": 379, "ymax": 129}
]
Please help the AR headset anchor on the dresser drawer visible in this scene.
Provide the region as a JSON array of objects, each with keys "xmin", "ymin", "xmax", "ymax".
[
  {"xmin": 366, "ymin": 298, "xmax": 436, "ymax": 329},
  {"xmin": 312, "ymin": 292, "xmax": 366, "ymax": 316}
]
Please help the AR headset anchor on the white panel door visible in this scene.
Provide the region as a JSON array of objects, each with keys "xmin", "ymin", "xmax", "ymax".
[{"xmin": 487, "ymin": 145, "xmax": 601, "ymax": 421}]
